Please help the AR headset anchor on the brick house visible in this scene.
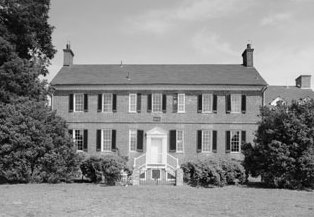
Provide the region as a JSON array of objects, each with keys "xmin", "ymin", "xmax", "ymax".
[{"xmin": 51, "ymin": 44, "xmax": 267, "ymax": 184}]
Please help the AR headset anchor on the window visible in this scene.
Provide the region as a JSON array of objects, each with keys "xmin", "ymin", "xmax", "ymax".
[
  {"xmin": 231, "ymin": 94, "xmax": 241, "ymax": 113},
  {"xmin": 102, "ymin": 129, "xmax": 112, "ymax": 151},
  {"xmin": 231, "ymin": 131, "xmax": 240, "ymax": 152},
  {"xmin": 202, "ymin": 130, "xmax": 211, "ymax": 152},
  {"xmin": 202, "ymin": 94, "xmax": 212, "ymax": 113},
  {"xmin": 176, "ymin": 130, "xmax": 184, "ymax": 152},
  {"xmin": 73, "ymin": 129, "xmax": 83, "ymax": 151},
  {"xmin": 103, "ymin": 94, "xmax": 112, "ymax": 112},
  {"xmin": 177, "ymin": 94, "xmax": 185, "ymax": 113},
  {"xmin": 74, "ymin": 94, "xmax": 84, "ymax": 112},
  {"xmin": 152, "ymin": 93, "xmax": 162, "ymax": 112},
  {"xmin": 129, "ymin": 94, "xmax": 137, "ymax": 113},
  {"xmin": 129, "ymin": 130, "xmax": 137, "ymax": 151}
]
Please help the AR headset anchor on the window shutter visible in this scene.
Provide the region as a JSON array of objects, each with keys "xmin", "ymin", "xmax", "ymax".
[
  {"xmin": 112, "ymin": 94, "xmax": 117, "ymax": 112},
  {"xmin": 97, "ymin": 94, "xmax": 102, "ymax": 112},
  {"xmin": 68, "ymin": 129, "xmax": 73, "ymax": 138},
  {"xmin": 212, "ymin": 130, "xmax": 217, "ymax": 153},
  {"xmin": 137, "ymin": 93, "xmax": 141, "ymax": 113},
  {"xmin": 169, "ymin": 130, "xmax": 176, "ymax": 152},
  {"xmin": 162, "ymin": 94, "xmax": 167, "ymax": 113},
  {"xmin": 226, "ymin": 131, "xmax": 231, "ymax": 153},
  {"xmin": 226, "ymin": 94, "xmax": 231, "ymax": 114},
  {"xmin": 241, "ymin": 95, "xmax": 246, "ymax": 114},
  {"xmin": 83, "ymin": 129, "xmax": 88, "ymax": 152},
  {"xmin": 69, "ymin": 94, "xmax": 73, "ymax": 112},
  {"xmin": 147, "ymin": 94, "xmax": 152, "ymax": 113},
  {"xmin": 137, "ymin": 130, "xmax": 144, "ymax": 152},
  {"xmin": 241, "ymin": 131, "xmax": 246, "ymax": 144},
  {"xmin": 96, "ymin": 130, "xmax": 101, "ymax": 152},
  {"xmin": 197, "ymin": 95, "xmax": 202, "ymax": 113},
  {"xmin": 84, "ymin": 94, "xmax": 88, "ymax": 112},
  {"xmin": 111, "ymin": 130, "xmax": 116, "ymax": 151},
  {"xmin": 197, "ymin": 130, "xmax": 202, "ymax": 152},
  {"xmin": 173, "ymin": 94, "xmax": 178, "ymax": 113},
  {"xmin": 213, "ymin": 94, "xmax": 217, "ymax": 113}
]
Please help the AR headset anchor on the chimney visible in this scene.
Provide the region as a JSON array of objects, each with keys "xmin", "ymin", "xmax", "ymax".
[
  {"xmin": 242, "ymin": 43, "xmax": 254, "ymax": 67},
  {"xmin": 295, "ymin": 75, "xmax": 311, "ymax": 89},
  {"xmin": 63, "ymin": 43, "xmax": 74, "ymax": 66}
]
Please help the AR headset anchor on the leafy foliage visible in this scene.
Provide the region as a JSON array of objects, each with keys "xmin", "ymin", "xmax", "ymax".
[
  {"xmin": 181, "ymin": 158, "xmax": 246, "ymax": 187},
  {"xmin": 0, "ymin": 99, "xmax": 81, "ymax": 183},
  {"xmin": 80, "ymin": 155, "xmax": 130, "ymax": 185},
  {"xmin": 242, "ymin": 100, "xmax": 314, "ymax": 189}
]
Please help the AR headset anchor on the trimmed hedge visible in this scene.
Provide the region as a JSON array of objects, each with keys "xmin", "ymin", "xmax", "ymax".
[
  {"xmin": 80, "ymin": 155, "xmax": 130, "ymax": 185},
  {"xmin": 181, "ymin": 158, "xmax": 246, "ymax": 187}
]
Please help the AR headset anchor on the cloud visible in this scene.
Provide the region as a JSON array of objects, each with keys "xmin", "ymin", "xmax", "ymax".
[
  {"xmin": 126, "ymin": 0, "xmax": 253, "ymax": 35},
  {"xmin": 260, "ymin": 13, "xmax": 292, "ymax": 26},
  {"xmin": 192, "ymin": 29, "xmax": 238, "ymax": 62}
]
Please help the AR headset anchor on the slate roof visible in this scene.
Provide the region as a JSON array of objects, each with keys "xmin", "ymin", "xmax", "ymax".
[
  {"xmin": 265, "ymin": 86, "xmax": 314, "ymax": 104},
  {"xmin": 51, "ymin": 64, "xmax": 267, "ymax": 86}
]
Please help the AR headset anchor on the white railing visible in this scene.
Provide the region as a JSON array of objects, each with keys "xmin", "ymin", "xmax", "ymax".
[
  {"xmin": 133, "ymin": 154, "xmax": 146, "ymax": 169},
  {"xmin": 167, "ymin": 154, "xmax": 179, "ymax": 170}
]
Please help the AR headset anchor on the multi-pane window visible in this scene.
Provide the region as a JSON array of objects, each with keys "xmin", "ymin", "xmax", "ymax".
[
  {"xmin": 231, "ymin": 94, "xmax": 241, "ymax": 113},
  {"xmin": 177, "ymin": 94, "xmax": 185, "ymax": 113},
  {"xmin": 103, "ymin": 94, "xmax": 112, "ymax": 112},
  {"xmin": 202, "ymin": 130, "xmax": 211, "ymax": 152},
  {"xmin": 102, "ymin": 129, "xmax": 112, "ymax": 151},
  {"xmin": 202, "ymin": 94, "xmax": 212, "ymax": 113},
  {"xmin": 74, "ymin": 94, "xmax": 84, "ymax": 112},
  {"xmin": 176, "ymin": 130, "xmax": 184, "ymax": 152},
  {"xmin": 129, "ymin": 94, "xmax": 137, "ymax": 113},
  {"xmin": 152, "ymin": 93, "xmax": 162, "ymax": 112},
  {"xmin": 74, "ymin": 129, "xmax": 83, "ymax": 151},
  {"xmin": 231, "ymin": 131, "xmax": 240, "ymax": 152},
  {"xmin": 129, "ymin": 130, "xmax": 137, "ymax": 151}
]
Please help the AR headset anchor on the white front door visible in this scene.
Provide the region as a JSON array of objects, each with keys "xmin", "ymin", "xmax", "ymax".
[{"xmin": 151, "ymin": 138, "xmax": 163, "ymax": 164}]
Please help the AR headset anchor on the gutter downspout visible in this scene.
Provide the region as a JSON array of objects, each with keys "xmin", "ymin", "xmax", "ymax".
[{"xmin": 261, "ymin": 85, "xmax": 268, "ymax": 107}]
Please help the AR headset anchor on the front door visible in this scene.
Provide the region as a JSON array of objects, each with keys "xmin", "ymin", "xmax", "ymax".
[{"xmin": 151, "ymin": 138, "xmax": 163, "ymax": 164}]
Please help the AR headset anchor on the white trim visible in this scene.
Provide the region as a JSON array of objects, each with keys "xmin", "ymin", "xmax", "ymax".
[
  {"xmin": 151, "ymin": 169, "xmax": 162, "ymax": 181},
  {"xmin": 101, "ymin": 129, "xmax": 112, "ymax": 152},
  {"xmin": 128, "ymin": 93, "xmax": 137, "ymax": 113},
  {"xmin": 230, "ymin": 130, "xmax": 241, "ymax": 153},
  {"xmin": 102, "ymin": 93, "xmax": 113, "ymax": 113},
  {"xmin": 177, "ymin": 93, "xmax": 185, "ymax": 113},
  {"xmin": 231, "ymin": 94, "xmax": 241, "ymax": 113},
  {"xmin": 202, "ymin": 93, "xmax": 213, "ymax": 113},
  {"xmin": 166, "ymin": 171, "xmax": 176, "ymax": 181},
  {"xmin": 72, "ymin": 129, "xmax": 84, "ymax": 151},
  {"xmin": 152, "ymin": 93, "xmax": 162, "ymax": 113},
  {"xmin": 129, "ymin": 129, "xmax": 137, "ymax": 152},
  {"xmin": 74, "ymin": 93, "xmax": 84, "ymax": 112}
]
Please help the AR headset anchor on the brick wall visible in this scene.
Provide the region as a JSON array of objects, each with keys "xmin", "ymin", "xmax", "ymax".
[{"xmin": 53, "ymin": 90, "xmax": 263, "ymax": 165}]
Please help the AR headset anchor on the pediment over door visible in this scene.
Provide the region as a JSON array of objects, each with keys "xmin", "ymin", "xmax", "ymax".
[{"xmin": 146, "ymin": 127, "xmax": 167, "ymax": 136}]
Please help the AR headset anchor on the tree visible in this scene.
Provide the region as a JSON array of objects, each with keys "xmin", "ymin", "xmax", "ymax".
[
  {"xmin": 0, "ymin": 0, "xmax": 80, "ymax": 183},
  {"xmin": 242, "ymin": 100, "xmax": 314, "ymax": 189}
]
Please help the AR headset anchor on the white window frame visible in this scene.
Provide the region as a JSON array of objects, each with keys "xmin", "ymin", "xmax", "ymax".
[
  {"xmin": 74, "ymin": 93, "xmax": 84, "ymax": 112},
  {"xmin": 129, "ymin": 94, "xmax": 137, "ymax": 113},
  {"xmin": 202, "ymin": 94, "xmax": 213, "ymax": 113},
  {"xmin": 176, "ymin": 130, "xmax": 184, "ymax": 153},
  {"xmin": 177, "ymin": 94, "xmax": 185, "ymax": 113},
  {"xmin": 73, "ymin": 129, "xmax": 84, "ymax": 151},
  {"xmin": 102, "ymin": 129, "xmax": 112, "ymax": 152},
  {"xmin": 103, "ymin": 93, "xmax": 113, "ymax": 113},
  {"xmin": 202, "ymin": 130, "xmax": 212, "ymax": 153},
  {"xmin": 230, "ymin": 130, "xmax": 241, "ymax": 153},
  {"xmin": 231, "ymin": 94, "xmax": 241, "ymax": 113},
  {"xmin": 151, "ymin": 169, "xmax": 162, "ymax": 181},
  {"xmin": 129, "ymin": 129, "xmax": 137, "ymax": 152},
  {"xmin": 152, "ymin": 93, "xmax": 162, "ymax": 113}
]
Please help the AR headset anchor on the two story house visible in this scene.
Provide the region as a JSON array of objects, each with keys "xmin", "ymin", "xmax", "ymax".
[{"xmin": 51, "ymin": 44, "xmax": 267, "ymax": 184}]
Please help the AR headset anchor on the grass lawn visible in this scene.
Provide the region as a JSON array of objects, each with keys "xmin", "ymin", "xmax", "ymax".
[{"xmin": 0, "ymin": 183, "xmax": 313, "ymax": 217}]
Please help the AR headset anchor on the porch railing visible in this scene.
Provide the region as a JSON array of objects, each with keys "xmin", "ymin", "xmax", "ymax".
[
  {"xmin": 133, "ymin": 154, "xmax": 146, "ymax": 169},
  {"xmin": 167, "ymin": 154, "xmax": 179, "ymax": 170}
]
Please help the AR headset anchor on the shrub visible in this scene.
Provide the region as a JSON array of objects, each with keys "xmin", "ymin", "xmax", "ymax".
[
  {"xmin": 0, "ymin": 100, "xmax": 81, "ymax": 183},
  {"xmin": 242, "ymin": 100, "xmax": 314, "ymax": 189},
  {"xmin": 80, "ymin": 155, "xmax": 130, "ymax": 185},
  {"xmin": 181, "ymin": 158, "xmax": 245, "ymax": 187}
]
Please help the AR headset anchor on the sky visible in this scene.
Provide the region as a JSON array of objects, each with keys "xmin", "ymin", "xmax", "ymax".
[{"xmin": 47, "ymin": 0, "xmax": 314, "ymax": 88}]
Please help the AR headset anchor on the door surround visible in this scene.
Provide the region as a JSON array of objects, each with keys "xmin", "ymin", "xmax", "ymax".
[{"xmin": 146, "ymin": 127, "xmax": 167, "ymax": 166}]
